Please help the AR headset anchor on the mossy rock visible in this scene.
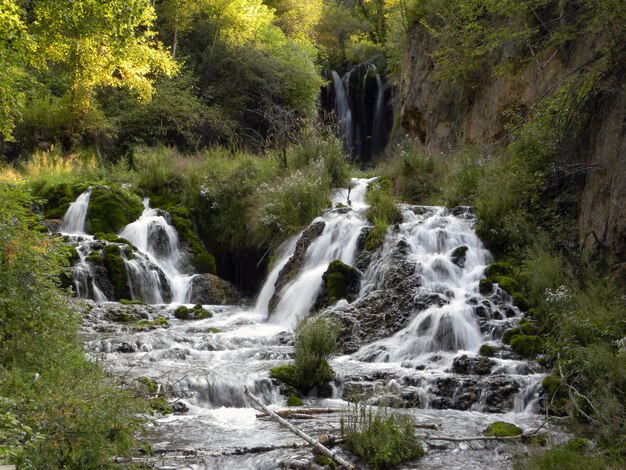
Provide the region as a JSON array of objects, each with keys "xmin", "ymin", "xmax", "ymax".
[
  {"xmin": 205, "ymin": 327, "xmax": 221, "ymax": 333},
  {"xmin": 86, "ymin": 185, "xmax": 143, "ymax": 234},
  {"xmin": 482, "ymin": 421, "xmax": 523, "ymax": 437},
  {"xmin": 32, "ymin": 181, "xmax": 89, "ymax": 219},
  {"xmin": 287, "ymin": 395, "xmax": 304, "ymax": 407},
  {"xmin": 541, "ymin": 376, "xmax": 563, "ymax": 396},
  {"xmin": 270, "ymin": 364, "xmax": 296, "ymax": 388},
  {"xmin": 479, "ymin": 278, "xmax": 493, "ymax": 295},
  {"xmin": 94, "ymin": 232, "xmax": 133, "ymax": 246},
  {"xmin": 541, "ymin": 375, "xmax": 569, "ymax": 413},
  {"xmin": 364, "ymin": 223, "xmax": 388, "ymax": 251},
  {"xmin": 313, "ymin": 454, "xmax": 337, "ymax": 469},
  {"xmin": 479, "ymin": 344, "xmax": 496, "ymax": 357},
  {"xmin": 102, "ymin": 244, "xmax": 132, "ymax": 300},
  {"xmin": 512, "ymin": 292, "xmax": 530, "ymax": 310},
  {"xmin": 149, "ymin": 397, "xmax": 173, "ymax": 415},
  {"xmin": 323, "ymin": 260, "xmax": 361, "ymax": 305},
  {"xmin": 173, "ymin": 303, "xmax": 212, "ymax": 320},
  {"xmin": 519, "ymin": 319, "xmax": 537, "ymax": 335},
  {"xmin": 486, "ymin": 262, "xmax": 513, "ymax": 279},
  {"xmin": 510, "ymin": 335, "xmax": 541, "ymax": 357},
  {"xmin": 137, "ymin": 376, "xmax": 159, "ymax": 395},
  {"xmin": 502, "ymin": 327, "xmax": 521, "ymax": 345},
  {"xmin": 521, "ymin": 434, "xmax": 547, "ymax": 446},
  {"xmin": 493, "ymin": 275, "xmax": 518, "ymax": 294},
  {"xmin": 168, "ymin": 206, "xmax": 216, "ymax": 274}
]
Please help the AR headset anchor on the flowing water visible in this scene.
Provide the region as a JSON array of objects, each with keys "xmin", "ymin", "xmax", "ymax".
[{"xmin": 60, "ymin": 179, "xmax": 566, "ymax": 468}]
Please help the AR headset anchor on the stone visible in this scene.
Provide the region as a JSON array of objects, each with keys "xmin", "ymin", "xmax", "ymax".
[
  {"xmin": 450, "ymin": 245, "xmax": 469, "ymax": 268},
  {"xmin": 189, "ymin": 273, "xmax": 240, "ymax": 305}
]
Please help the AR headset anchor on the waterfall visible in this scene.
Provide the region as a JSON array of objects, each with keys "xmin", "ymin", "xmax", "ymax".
[
  {"xmin": 373, "ymin": 73, "xmax": 386, "ymax": 156},
  {"xmin": 119, "ymin": 199, "xmax": 193, "ymax": 303},
  {"xmin": 59, "ymin": 188, "xmax": 91, "ymax": 234},
  {"xmin": 259, "ymin": 178, "xmax": 376, "ymax": 329},
  {"xmin": 331, "ymin": 70, "xmax": 353, "ymax": 153}
]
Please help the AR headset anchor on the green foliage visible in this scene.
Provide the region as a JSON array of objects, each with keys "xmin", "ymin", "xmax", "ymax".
[
  {"xmin": 515, "ymin": 445, "xmax": 611, "ymax": 470},
  {"xmin": 341, "ymin": 405, "xmax": 424, "ymax": 469},
  {"xmin": 479, "ymin": 344, "xmax": 496, "ymax": 357},
  {"xmin": 510, "ymin": 335, "xmax": 542, "ymax": 358},
  {"xmin": 364, "ymin": 177, "xmax": 402, "ymax": 250},
  {"xmin": 292, "ymin": 316, "xmax": 339, "ymax": 393},
  {"xmin": 287, "ymin": 395, "xmax": 304, "ymax": 407},
  {"xmin": 482, "ymin": 421, "xmax": 523, "ymax": 437},
  {"xmin": 0, "ymin": 183, "xmax": 147, "ymax": 467},
  {"xmin": 87, "ymin": 185, "xmax": 143, "ymax": 234},
  {"xmin": 168, "ymin": 205, "xmax": 216, "ymax": 274}
]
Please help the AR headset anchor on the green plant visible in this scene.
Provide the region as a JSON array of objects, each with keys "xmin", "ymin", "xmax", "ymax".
[
  {"xmin": 341, "ymin": 405, "xmax": 424, "ymax": 469},
  {"xmin": 482, "ymin": 421, "xmax": 523, "ymax": 437}
]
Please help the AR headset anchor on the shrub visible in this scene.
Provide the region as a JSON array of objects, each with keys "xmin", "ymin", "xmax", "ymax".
[{"xmin": 342, "ymin": 405, "xmax": 424, "ymax": 469}]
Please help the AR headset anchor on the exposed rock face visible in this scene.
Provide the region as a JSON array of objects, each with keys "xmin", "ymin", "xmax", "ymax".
[
  {"xmin": 400, "ymin": 24, "xmax": 625, "ymax": 279},
  {"xmin": 189, "ymin": 274, "xmax": 240, "ymax": 305},
  {"xmin": 268, "ymin": 221, "xmax": 325, "ymax": 311}
]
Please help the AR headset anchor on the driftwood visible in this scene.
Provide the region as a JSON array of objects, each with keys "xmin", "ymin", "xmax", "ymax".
[
  {"xmin": 255, "ymin": 407, "xmax": 345, "ymax": 418},
  {"xmin": 244, "ymin": 387, "xmax": 355, "ymax": 469}
]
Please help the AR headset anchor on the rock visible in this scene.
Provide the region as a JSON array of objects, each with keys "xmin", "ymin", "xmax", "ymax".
[
  {"xmin": 481, "ymin": 376, "xmax": 519, "ymax": 413},
  {"xmin": 450, "ymin": 245, "xmax": 469, "ymax": 268},
  {"xmin": 451, "ymin": 355, "xmax": 494, "ymax": 375},
  {"xmin": 189, "ymin": 273, "xmax": 240, "ymax": 305},
  {"xmin": 147, "ymin": 222, "xmax": 172, "ymax": 258},
  {"xmin": 268, "ymin": 221, "xmax": 326, "ymax": 312},
  {"xmin": 315, "ymin": 260, "xmax": 361, "ymax": 308},
  {"xmin": 43, "ymin": 219, "xmax": 62, "ymax": 233},
  {"xmin": 479, "ymin": 278, "xmax": 494, "ymax": 295},
  {"xmin": 172, "ymin": 401, "xmax": 189, "ymax": 414},
  {"xmin": 116, "ymin": 342, "xmax": 137, "ymax": 353}
]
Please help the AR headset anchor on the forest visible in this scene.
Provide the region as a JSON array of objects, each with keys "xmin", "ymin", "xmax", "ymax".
[{"xmin": 1, "ymin": 0, "xmax": 625, "ymax": 468}]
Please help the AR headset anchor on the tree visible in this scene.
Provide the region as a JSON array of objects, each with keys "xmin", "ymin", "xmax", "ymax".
[{"xmin": 30, "ymin": 0, "xmax": 177, "ymax": 140}]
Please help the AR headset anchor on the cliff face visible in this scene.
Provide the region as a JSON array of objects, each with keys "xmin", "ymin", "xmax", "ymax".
[{"xmin": 399, "ymin": 25, "xmax": 625, "ymax": 276}]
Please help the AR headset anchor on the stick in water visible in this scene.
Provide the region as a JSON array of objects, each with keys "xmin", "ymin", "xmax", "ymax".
[{"xmin": 244, "ymin": 387, "xmax": 354, "ymax": 469}]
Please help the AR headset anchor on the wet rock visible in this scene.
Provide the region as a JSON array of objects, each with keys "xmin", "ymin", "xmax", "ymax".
[
  {"xmin": 269, "ymin": 221, "xmax": 326, "ymax": 312},
  {"xmin": 172, "ymin": 401, "xmax": 189, "ymax": 414},
  {"xmin": 315, "ymin": 260, "xmax": 361, "ymax": 308},
  {"xmin": 189, "ymin": 273, "xmax": 240, "ymax": 305},
  {"xmin": 450, "ymin": 245, "xmax": 469, "ymax": 268},
  {"xmin": 116, "ymin": 342, "xmax": 137, "ymax": 353},
  {"xmin": 43, "ymin": 219, "xmax": 63, "ymax": 233},
  {"xmin": 147, "ymin": 222, "xmax": 172, "ymax": 258},
  {"xmin": 481, "ymin": 376, "xmax": 519, "ymax": 413}
]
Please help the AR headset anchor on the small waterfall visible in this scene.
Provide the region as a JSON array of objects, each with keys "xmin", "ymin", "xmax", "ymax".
[
  {"xmin": 259, "ymin": 178, "xmax": 376, "ymax": 330},
  {"xmin": 73, "ymin": 244, "xmax": 108, "ymax": 302},
  {"xmin": 120, "ymin": 199, "xmax": 193, "ymax": 303},
  {"xmin": 59, "ymin": 188, "xmax": 91, "ymax": 234},
  {"xmin": 331, "ymin": 70, "xmax": 353, "ymax": 153},
  {"xmin": 373, "ymin": 73, "xmax": 386, "ymax": 156}
]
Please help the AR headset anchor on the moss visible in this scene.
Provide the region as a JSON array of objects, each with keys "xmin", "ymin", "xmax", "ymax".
[
  {"xmin": 313, "ymin": 454, "xmax": 337, "ymax": 469},
  {"xmin": 479, "ymin": 344, "xmax": 496, "ymax": 357},
  {"xmin": 102, "ymin": 244, "xmax": 132, "ymax": 300},
  {"xmin": 519, "ymin": 320, "xmax": 537, "ymax": 335},
  {"xmin": 119, "ymin": 298, "xmax": 145, "ymax": 305},
  {"xmin": 270, "ymin": 364, "xmax": 296, "ymax": 387},
  {"xmin": 512, "ymin": 292, "xmax": 530, "ymax": 310},
  {"xmin": 364, "ymin": 221, "xmax": 388, "ymax": 251},
  {"xmin": 149, "ymin": 397, "xmax": 172, "ymax": 415},
  {"xmin": 482, "ymin": 421, "xmax": 523, "ymax": 437},
  {"xmin": 130, "ymin": 318, "xmax": 170, "ymax": 331},
  {"xmin": 32, "ymin": 181, "xmax": 88, "ymax": 219},
  {"xmin": 173, "ymin": 304, "xmax": 212, "ymax": 320},
  {"xmin": 287, "ymin": 395, "xmax": 304, "ymax": 407},
  {"xmin": 205, "ymin": 327, "xmax": 221, "ymax": 333},
  {"xmin": 94, "ymin": 232, "xmax": 133, "ymax": 246},
  {"xmin": 324, "ymin": 260, "xmax": 360, "ymax": 304},
  {"xmin": 510, "ymin": 335, "xmax": 541, "ymax": 357},
  {"xmin": 168, "ymin": 206, "xmax": 216, "ymax": 274},
  {"xmin": 62, "ymin": 245, "xmax": 80, "ymax": 265},
  {"xmin": 86, "ymin": 185, "xmax": 143, "ymax": 234},
  {"xmin": 479, "ymin": 278, "xmax": 494, "ymax": 295},
  {"xmin": 521, "ymin": 434, "xmax": 547, "ymax": 446},
  {"xmin": 493, "ymin": 275, "xmax": 518, "ymax": 294},
  {"xmin": 502, "ymin": 327, "xmax": 521, "ymax": 345},
  {"xmin": 486, "ymin": 262, "xmax": 513, "ymax": 279},
  {"xmin": 565, "ymin": 437, "xmax": 590, "ymax": 453},
  {"xmin": 137, "ymin": 376, "xmax": 159, "ymax": 395}
]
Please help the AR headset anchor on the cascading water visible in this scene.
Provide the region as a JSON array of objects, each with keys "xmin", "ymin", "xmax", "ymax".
[
  {"xmin": 59, "ymin": 187, "xmax": 91, "ymax": 234},
  {"xmin": 120, "ymin": 199, "xmax": 193, "ymax": 303},
  {"xmin": 76, "ymin": 178, "xmax": 563, "ymax": 468},
  {"xmin": 331, "ymin": 70, "xmax": 353, "ymax": 154}
]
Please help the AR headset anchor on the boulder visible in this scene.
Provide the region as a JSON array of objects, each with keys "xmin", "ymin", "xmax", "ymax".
[
  {"xmin": 189, "ymin": 273, "xmax": 240, "ymax": 305},
  {"xmin": 315, "ymin": 260, "xmax": 361, "ymax": 308},
  {"xmin": 450, "ymin": 245, "xmax": 469, "ymax": 268}
]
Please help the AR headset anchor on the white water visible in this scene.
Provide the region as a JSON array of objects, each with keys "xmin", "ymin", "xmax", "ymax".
[
  {"xmin": 331, "ymin": 70, "xmax": 353, "ymax": 153},
  {"xmin": 266, "ymin": 178, "xmax": 376, "ymax": 329},
  {"xmin": 120, "ymin": 199, "xmax": 193, "ymax": 303},
  {"xmin": 59, "ymin": 187, "xmax": 91, "ymax": 234},
  {"xmin": 76, "ymin": 177, "xmax": 561, "ymax": 468}
]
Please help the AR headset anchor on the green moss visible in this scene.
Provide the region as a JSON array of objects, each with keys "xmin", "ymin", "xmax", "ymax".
[
  {"xmin": 137, "ymin": 376, "xmax": 159, "ymax": 395},
  {"xmin": 287, "ymin": 395, "xmax": 304, "ymax": 407},
  {"xmin": 102, "ymin": 244, "xmax": 131, "ymax": 300},
  {"xmin": 313, "ymin": 454, "xmax": 337, "ymax": 469},
  {"xmin": 173, "ymin": 304, "xmax": 212, "ymax": 320},
  {"xmin": 493, "ymin": 275, "xmax": 518, "ymax": 294},
  {"xmin": 168, "ymin": 206, "xmax": 216, "ymax": 274},
  {"xmin": 482, "ymin": 421, "xmax": 523, "ymax": 437},
  {"xmin": 521, "ymin": 434, "xmax": 547, "ymax": 446},
  {"xmin": 32, "ymin": 181, "xmax": 89, "ymax": 219},
  {"xmin": 519, "ymin": 320, "xmax": 537, "ymax": 335},
  {"xmin": 510, "ymin": 335, "xmax": 541, "ymax": 357},
  {"xmin": 94, "ymin": 232, "xmax": 133, "ymax": 246},
  {"xmin": 479, "ymin": 278, "xmax": 494, "ymax": 295},
  {"xmin": 565, "ymin": 437, "xmax": 590, "ymax": 453},
  {"xmin": 479, "ymin": 344, "xmax": 496, "ymax": 357},
  {"xmin": 486, "ymin": 262, "xmax": 513, "ymax": 279},
  {"xmin": 205, "ymin": 327, "xmax": 221, "ymax": 333},
  {"xmin": 512, "ymin": 292, "xmax": 530, "ymax": 310},
  {"xmin": 325, "ymin": 260, "xmax": 360, "ymax": 304},
  {"xmin": 502, "ymin": 327, "xmax": 521, "ymax": 345},
  {"xmin": 86, "ymin": 185, "xmax": 143, "ymax": 234},
  {"xmin": 365, "ymin": 219, "xmax": 388, "ymax": 251},
  {"xmin": 130, "ymin": 318, "xmax": 170, "ymax": 331},
  {"xmin": 270, "ymin": 364, "xmax": 296, "ymax": 387},
  {"xmin": 149, "ymin": 397, "xmax": 172, "ymax": 415}
]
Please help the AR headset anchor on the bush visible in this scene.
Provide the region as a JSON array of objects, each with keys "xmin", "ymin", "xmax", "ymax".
[{"xmin": 341, "ymin": 405, "xmax": 424, "ymax": 469}]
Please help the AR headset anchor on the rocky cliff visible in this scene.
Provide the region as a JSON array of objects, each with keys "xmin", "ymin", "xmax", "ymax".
[{"xmin": 398, "ymin": 25, "xmax": 625, "ymax": 278}]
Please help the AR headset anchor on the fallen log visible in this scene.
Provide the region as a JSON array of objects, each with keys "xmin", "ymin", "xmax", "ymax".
[
  {"xmin": 258, "ymin": 413, "xmax": 316, "ymax": 420},
  {"xmin": 415, "ymin": 423, "xmax": 442, "ymax": 430},
  {"xmin": 244, "ymin": 387, "xmax": 355, "ymax": 469},
  {"xmin": 255, "ymin": 407, "xmax": 345, "ymax": 418}
]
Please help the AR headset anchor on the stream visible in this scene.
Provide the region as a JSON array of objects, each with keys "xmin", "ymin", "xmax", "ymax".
[{"xmin": 60, "ymin": 178, "xmax": 568, "ymax": 469}]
